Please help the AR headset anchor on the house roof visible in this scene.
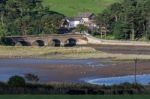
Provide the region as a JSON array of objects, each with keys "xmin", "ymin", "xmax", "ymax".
[
  {"xmin": 64, "ymin": 12, "xmax": 95, "ymax": 22},
  {"xmin": 66, "ymin": 17, "xmax": 81, "ymax": 21}
]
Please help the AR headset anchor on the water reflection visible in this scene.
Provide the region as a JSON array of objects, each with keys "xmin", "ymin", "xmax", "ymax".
[{"xmin": 83, "ymin": 74, "xmax": 150, "ymax": 85}]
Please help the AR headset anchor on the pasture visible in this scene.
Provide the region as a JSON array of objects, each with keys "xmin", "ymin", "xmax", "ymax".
[{"xmin": 43, "ymin": 0, "xmax": 121, "ymax": 16}]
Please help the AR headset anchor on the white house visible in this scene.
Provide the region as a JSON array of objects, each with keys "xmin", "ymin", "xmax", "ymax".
[
  {"xmin": 61, "ymin": 12, "xmax": 97, "ymax": 29},
  {"xmin": 67, "ymin": 17, "xmax": 81, "ymax": 28},
  {"xmin": 77, "ymin": 12, "xmax": 97, "ymax": 28}
]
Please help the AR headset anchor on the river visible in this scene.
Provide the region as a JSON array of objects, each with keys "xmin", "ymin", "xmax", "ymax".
[{"xmin": 0, "ymin": 58, "xmax": 150, "ymax": 85}]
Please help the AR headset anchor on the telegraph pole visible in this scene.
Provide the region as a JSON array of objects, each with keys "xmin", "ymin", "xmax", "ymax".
[{"xmin": 134, "ymin": 58, "xmax": 138, "ymax": 85}]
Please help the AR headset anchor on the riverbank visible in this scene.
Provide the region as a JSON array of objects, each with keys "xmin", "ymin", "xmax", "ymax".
[
  {"xmin": 1, "ymin": 58, "xmax": 150, "ymax": 84},
  {"xmin": 0, "ymin": 46, "xmax": 150, "ymax": 60},
  {"xmin": 1, "ymin": 46, "xmax": 150, "ymax": 85}
]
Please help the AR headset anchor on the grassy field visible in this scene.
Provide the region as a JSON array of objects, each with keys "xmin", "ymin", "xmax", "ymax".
[
  {"xmin": 0, "ymin": 95, "xmax": 150, "ymax": 99},
  {"xmin": 43, "ymin": 0, "xmax": 121, "ymax": 16},
  {"xmin": 0, "ymin": 46, "xmax": 97, "ymax": 59},
  {"xmin": 0, "ymin": 46, "xmax": 150, "ymax": 60}
]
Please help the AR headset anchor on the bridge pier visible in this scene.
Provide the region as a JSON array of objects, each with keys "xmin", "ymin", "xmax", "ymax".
[{"xmin": 61, "ymin": 42, "xmax": 65, "ymax": 47}]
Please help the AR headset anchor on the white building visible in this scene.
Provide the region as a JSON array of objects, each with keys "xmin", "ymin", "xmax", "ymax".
[
  {"xmin": 61, "ymin": 12, "xmax": 96, "ymax": 29},
  {"xmin": 66, "ymin": 17, "xmax": 81, "ymax": 28}
]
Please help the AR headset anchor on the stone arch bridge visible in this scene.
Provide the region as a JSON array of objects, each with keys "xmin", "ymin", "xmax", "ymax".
[{"xmin": 3, "ymin": 34, "xmax": 94, "ymax": 47}]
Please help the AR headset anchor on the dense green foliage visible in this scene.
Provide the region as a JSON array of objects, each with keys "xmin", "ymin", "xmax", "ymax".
[
  {"xmin": 0, "ymin": 81, "xmax": 145, "ymax": 95},
  {"xmin": 8, "ymin": 76, "xmax": 26, "ymax": 87},
  {"xmin": 1, "ymin": 95, "xmax": 150, "ymax": 99},
  {"xmin": 96, "ymin": 0, "xmax": 150, "ymax": 40},
  {"xmin": 0, "ymin": 75, "xmax": 146, "ymax": 95},
  {"xmin": 0, "ymin": 0, "xmax": 64, "ymax": 37},
  {"xmin": 75, "ymin": 24, "xmax": 88, "ymax": 33},
  {"xmin": 1, "ymin": 0, "xmax": 150, "ymax": 41},
  {"xmin": 24, "ymin": 73, "xmax": 39, "ymax": 83},
  {"xmin": 43, "ymin": 0, "xmax": 121, "ymax": 17}
]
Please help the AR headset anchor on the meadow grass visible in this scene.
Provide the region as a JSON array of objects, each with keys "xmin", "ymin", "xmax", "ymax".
[
  {"xmin": 0, "ymin": 46, "xmax": 150, "ymax": 60},
  {"xmin": 43, "ymin": 0, "xmax": 122, "ymax": 16},
  {"xmin": 0, "ymin": 46, "xmax": 96, "ymax": 59}
]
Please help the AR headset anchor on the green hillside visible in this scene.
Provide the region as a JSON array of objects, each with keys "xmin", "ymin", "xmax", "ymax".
[{"xmin": 43, "ymin": 0, "xmax": 121, "ymax": 16}]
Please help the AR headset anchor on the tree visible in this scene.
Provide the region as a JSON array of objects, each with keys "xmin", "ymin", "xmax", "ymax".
[
  {"xmin": 0, "ymin": 0, "xmax": 64, "ymax": 36},
  {"xmin": 8, "ymin": 75, "xmax": 26, "ymax": 87},
  {"xmin": 0, "ymin": 0, "xmax": 7, "ymax": 26},
  {"xmin": 4, "ymin": 0, "xmax": 43, "ymax": 35},
  {"xmin": 0, "ymin": 23, "xmax": 7, "ymax": 37},
  {"xmin": 24, "ymin": 73, "xmax": 39, "ymax": 83},
  {"xmin": 109, "ymin": 2, "xmax": 123, "ymax": 22},
  {"xmin": 143, "ymin": 0, "xmax": 150, "ymax": 40},
  {"xmin": 75, "ymin": 24, "xmax": 88, "ymax": 33},
  {"xmin": 14, "ymin": 16, "xmax": 31, "ymax": 35},
  {"xmin": 41, "ymin": 13, "xmax": 63, "ymax": 34},
  {"xmin": 96, "ymin": 0, "xmax": 150, "ymax": 40},
  {"xmin": 113, "ymin": 21, "xmax": 130, "ymax": 39}
]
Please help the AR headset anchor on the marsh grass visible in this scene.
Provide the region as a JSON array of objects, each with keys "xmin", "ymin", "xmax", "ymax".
[
  {"xmin": 0, "ymin": 46, "xmax": 96, "ymax": 59},
  {"xmin": 0, "ymin": 46, "xmax": 150, "ymax": 60}
]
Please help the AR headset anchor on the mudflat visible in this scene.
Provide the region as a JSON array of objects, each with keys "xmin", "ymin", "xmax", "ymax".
[{"xmin": 0, "ymin": 58, "xmax": 150, "ymax": 84}]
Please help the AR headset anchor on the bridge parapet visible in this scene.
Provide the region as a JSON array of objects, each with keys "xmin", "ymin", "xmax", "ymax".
[{"xmin": 4, "ymin": 34, "xmax": 88, "ymax": 46}]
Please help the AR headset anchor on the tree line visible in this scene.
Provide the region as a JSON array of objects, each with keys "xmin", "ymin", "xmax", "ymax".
[
  {"xmin": 96, "ymin": 0, "xmax": 150, "ymax": 40},
  {"xmin": 0, "ymin": 75, "xmax": 145, "ymax": 95},
  {"xmin": 1, "ymin": 0, "xmax": 150, "ymax": 41},
  {"xmin": 0, "ymin": 0, "xmax": 64, "ymax": 37}
]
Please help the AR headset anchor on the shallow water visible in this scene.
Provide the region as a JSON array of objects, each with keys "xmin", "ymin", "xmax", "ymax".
[
  {"xmin": 82, "ymin": 74, "xmax": 150, "ymax": 85},
  {"xmin": 0, "ymin": 58, "xmax": 104, "ymax": 82},
  {"xmin": 1, "ymin": 58, "xmax": 150, "ymax": 85},
  {"xmin": 0, "ymin": 58, "xmax": 96, "ymax": 65}
]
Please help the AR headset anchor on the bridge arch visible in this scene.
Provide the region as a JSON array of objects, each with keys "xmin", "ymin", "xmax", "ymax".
[
  {"xmin": 65, "ymin": 38, "xmax": 77, "ymax": 47},
  {"xmin": 32, "ymin": 40, "xmax": 45, "ymax": 46},
  {"xmin": 49, "ymin": 39, "xmax": 61, "ymax": 47},
  {"xmin": 1, "ymin": 37, "xmax": 15, "ymax": 46},
  {"xmin": 15, "ymin": 41, "xmax": 31, "ymax": 46}
]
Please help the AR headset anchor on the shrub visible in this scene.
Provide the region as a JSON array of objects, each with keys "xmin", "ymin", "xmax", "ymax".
[
  {"xmin": 8, "ymin": 75, "xmax": 26, "ymax": 87},
  {"xmin": 24, "ymin": 73, "xmax": 39, "ymax": 83},
  {"xmin": 75, "ymin": 24, "xmax": 88, "ymax": 33}
]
